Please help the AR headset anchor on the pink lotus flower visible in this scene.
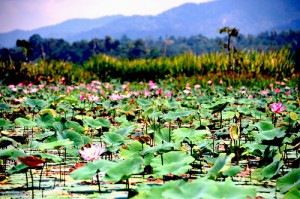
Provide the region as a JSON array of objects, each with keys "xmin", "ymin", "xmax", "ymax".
[
  {"xmin": 109, "ymin": 93, "xmax": 123, "ymax": 101},
  {"xmin": 248, "ymin": 94, "xmax": 254, "ymax": 99},
  {"xmin": 165, "ymin": 92, "xmax": 172, "ymax": 98},
  {"xmin": 144, "ymin": 90, "xmax": 151, "ymax": 97},
  {"xmin": 260, "ymin": 90, "xmax": 269, "ymax": 95},
  {"xmin": 156, "ymin": 88, "xmax": 163, "ymax": 95},
  {"xmin": 100, "ymin": 90, "xmax": 105, "ymax": 95},
  {"xmin": 79, "ymin": 144, "xmax": 105, "ymax": 161},
  {"xmin": 275, "ymin": 88, "xmax": 281, "ymax": 93},
  {"xmin": 226, "ymin": 86, "xmax": 232, "ymax": 90},
  {"xmin": 194, "ymin": 84, "xmax": 201, "ymax": 89},
  {"xmin": 79, "ymin": 94, "xmax": 85, "ymax": 101},
  {"xmin": 270, "ymin": 102, "xmax": 286, "ymax": 114},
  {"xmin": 149, "ymin": 80, "xmax": 158, "ymax": 89},
  {"xmin": 88, "ymin": 94, "xmax": 99, "ymax": 102}
]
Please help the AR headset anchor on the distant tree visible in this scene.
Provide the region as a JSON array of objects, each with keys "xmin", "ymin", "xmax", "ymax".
[
  {"xmin": 128, "ymin": 39, "xmax": 147, "ymax": 59},
  {"xmin": 218, "ymin": 26, "xmax": 239, "ymax": 52},
  {"xmin": 218, "ymin": 26, "xmax": 240, "ymax": 73},
  {"xmin": 28, "ymin": 34, "xmax": 44, "ymax": 61},
  {"xmin": 16, "ymin": 39, "xmax": 33, "ymax": 61}
]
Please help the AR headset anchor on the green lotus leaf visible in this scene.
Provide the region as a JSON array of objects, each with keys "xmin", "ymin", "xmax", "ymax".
[
  {"xmin": 257, "ymin": 101, "xmax": 267, "ymax": 108},
  {"xmin": 0, "ymin": 136, "xmax": 19, "ymax": 148},
  {"xmin": 166, "ymin": 101, "xmax": 179, "ymax": 110},
  {"xmin": 114, "ymin": 115, "xmax": 128, "ymax": 123},
  {"xmin": 261, "ymin": 160, "xmax": 284, "ymax": 180},
  {"xmin": 120, "ymin": 140, "xmax": 153, "ymax": 165},
  {"xmin": 160, "ymin": 178, "xmax": 256, "ymax": 199},
  {"xmin": 120, "ymin": 140, "xmax": 143, "ymax": 158},
  {"xmin": 25, "ymin": 98, "xmax": 47, "ymax": 109},
  {"xmin": 142, "ymin": 142, "xmax": 176, "ymax": 155},
  {"xmin": 113, "ymin": 124, "xmax": 137, "ymax": 137},
  {"xmin": 82, "ymin": 135, "xmax": 92, "ymax": 146},
  {"xmin": 150, "ymin": 151, "xmax": 194, "ymax": 177},
  {"xmin": 200, "ymin": 108, "xmax": 212, "ymax": 118},
  {"xmin": 95, "ymin": 117, "xmax": 111, "ymax": 128},
  {"xmin": 39, "ymin": 108, "xmax": 56, "ymax": 116},
  {"xmin": 243, "ymin": 142, "xmax": 266, "ymax": 156},
  {"xmin": 53, "ymin": 121, "xmax": 64, "ymax": 132},
  {"xmin": 255, "ymin": 128, "xmax": 286, "ymax": 141},
  {"xmin": 210, "ymin": 178, "xmax": 256, "ymax": 199},
  {"xmin": 36, "ymin": 152, "xmax": 62, "ymax": 163},
  {"xmin": 222, "ymin": 111, "xmax": 236, "ymax": 120},
  {"xmin": 277, "ymin": 168, "xmax": 300, "ymax": 193},
  {"xmin": 207, "ymin": 153, "xmax": 235, "ymax": 179},
  {"xmin": 14, "ymin": 117, "xmax": 37, "ymax": 128},
  {"xmin": 35, "ymin": 113, "xmax": 55, "ymax": 129},
  {"xmin": 163, "ymin": 110, "xmax": 195, "ymax": 121},
  {"xmin": 0, "ymin": 103, "xmax": 10, "ymax": 110},
  {"xmin": 0, "ymin": 147, "xmax": 26, "ymax": 160},
  {"xmin": 162, "ymin": 179, "xmax": 217, "ymax": 199},
  {"xmin": 39, "ymin": 139, "xmax": 74, "ymax": 151},
  {"xmin": 65, "ymin": 120, "xmax": 84, "ymax": 133},
  {"xmin": 222, "ymin": 165, "xmax": 244, "ymax": 177},
  {"xmin": 136, "ymin": 98, "xmax": 152, "ymax": 107},
  {"xmin": 7, "ymin": 163, "xmax": 29, "ymax": 174},
  {"xmin": 60, "ymin": 129, "xmax": 84, "ymax": 149},
  {"xmin": 0, "ymin": 118, "xmax": 13, "ymax": 129},
  {"xmin": 237, "ymin": 98, "xmax": 253, "ymax": 105},
  {"xmin": 254, "ymin": 121, "xmax": 274, "ymax": 131},
  {"xmin": 285, "ymin": 104, "xmax": 297, "ymax": 112},
  {"xmin": 102, "ymin": 132, "xmax": 124, "ymax": 146},
  {"xmin": 172, "ymin": 128, "xmax": 208, "ymax": 143},
  {"xmin": 283, "ymin": 188, "xmax": 300, "ymax": 199},
  {"xmin": 155, "ymin": 128, "xmax": 172, "ymax": 143},
  {"xmin": 34, "ymin": 131, "xmax": 55, "ymax": 141},
  {"xmin": 290, "ymin": 112, "xmax": 299, "ymax": 121},
  {"xmin": 116, "ymin": 105, "xmax": 133, "ymax": 116},
  {"xmin": 210, "ymin": 101, "xmax": 229, "ymax": 114},
  {"xmin": 139, "ymin": 180, "xmax": 181, "ymax": 199},
  {"xmin": 83, "ymin": 117, "xmax": 102, "ymax": 129},
  {"xmin": 251, "ymin": 110, "xmax": 266, "ymax": 120},
  {"xmin": 63, "ymin": 96, "xmax": 78, "ymax": 105},
  {"xmin": 148, "ymin": 111, "xmax": 163, "ymax": 119},
  {"xmin": 104, "ymin": 156, "xmax": 144, "ymax": 182},
  {"xmin": 70, "ymin": 159, "xmax": 116, "ymax": 180}
]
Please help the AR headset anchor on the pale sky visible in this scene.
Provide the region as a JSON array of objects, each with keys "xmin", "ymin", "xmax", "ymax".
[{"xmin": 0, "ymin": 0, "xmax": 213, "ymax": 33}]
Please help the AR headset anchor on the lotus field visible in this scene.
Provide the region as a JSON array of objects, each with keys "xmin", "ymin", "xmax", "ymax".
[{"xmin": 0, "ymin": 78, "xmax": 299, "ymax": 199}]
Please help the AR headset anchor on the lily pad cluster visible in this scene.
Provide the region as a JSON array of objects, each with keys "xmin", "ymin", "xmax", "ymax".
[{"xmin": 0, "ymin": 79, "xmax": 299, "ymax": 198}]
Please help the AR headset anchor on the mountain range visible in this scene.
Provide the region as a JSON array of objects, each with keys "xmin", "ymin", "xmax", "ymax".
[{"xmin": 1, "ymin": 0, "xmax": 300, "ymax": 48}]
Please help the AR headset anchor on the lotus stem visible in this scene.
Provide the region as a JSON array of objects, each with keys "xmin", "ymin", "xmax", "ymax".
[
  {"xmin": 39, "ymin": 163, "xmax": 44, "ymax": 190},
  {"xmin": 30, "ymin": 168, "xmax": 34, "ymax": 199},
  {"xmin": 169, "ymin": 122, "xmax": 171, "ymax": 142},
  {"xmin": 96, "ymin": 169, "xmax": 101, "ymax": 193},
  {"xmin": 126, "ymin": 178, "xmax": 129, "ymax": 190},
  {"xmin": 25, "ymin": 172, "xmax": 29, "ymax": 188}
]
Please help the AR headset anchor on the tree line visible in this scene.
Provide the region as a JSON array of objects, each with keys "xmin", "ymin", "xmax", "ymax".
[{"xmin": 0, "ymin": 29, "xmax": 300, "ymax": 69}]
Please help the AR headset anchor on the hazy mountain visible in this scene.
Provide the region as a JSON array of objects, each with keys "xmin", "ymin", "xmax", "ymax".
[
  {"xmin": 0, "ymin": 15, "xmax": 124, "ymax": 48},
  {"xmin": 1, "ymin": 0, "xmax": 300, "ymax": 48}
]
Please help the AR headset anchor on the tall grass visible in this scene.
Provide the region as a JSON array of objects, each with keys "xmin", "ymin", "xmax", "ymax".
[
  {"xmin": 83, "ymin": 48, "xmax": 295, "ymax": 81},
  {"xmin": 0, "ymin": 47, "xmax": 297, "ymax": 88}
]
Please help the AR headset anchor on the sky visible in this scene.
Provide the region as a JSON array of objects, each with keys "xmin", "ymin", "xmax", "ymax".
[{"xmin": 0, "ymin": 0, "xmax": 213, "ymax": 33}]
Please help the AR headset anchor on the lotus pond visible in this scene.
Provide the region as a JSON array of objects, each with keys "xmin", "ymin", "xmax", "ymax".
[{"xmin": 0, "ymin": 79, "xmax": 299, "ymax": 199}]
